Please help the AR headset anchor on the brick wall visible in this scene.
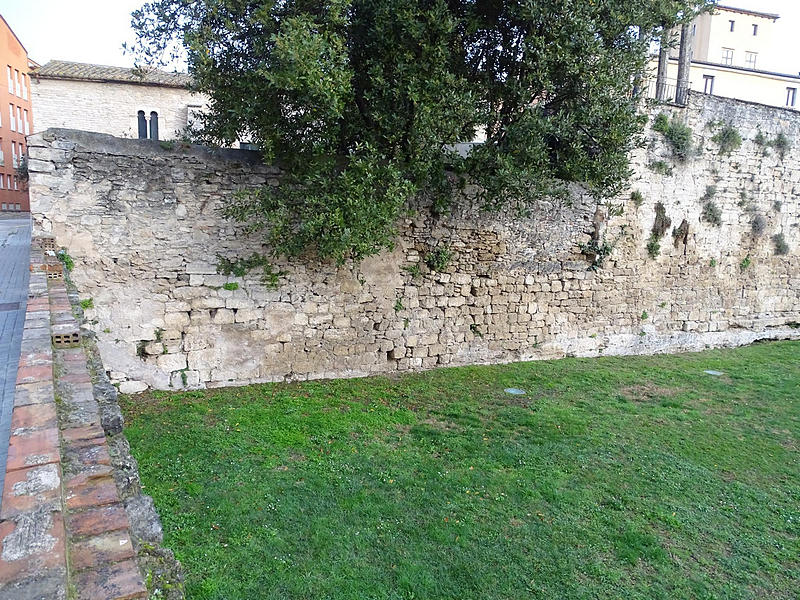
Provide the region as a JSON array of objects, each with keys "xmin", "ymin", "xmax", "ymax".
[{"xmin": 26, "ymin": 92, "xmax": 800, "ymax": 391}]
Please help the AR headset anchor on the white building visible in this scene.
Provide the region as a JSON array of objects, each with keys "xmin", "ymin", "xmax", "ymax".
[
  {"xmin": 30, "ymin": 60, "xmax": 206, "ymax": 140},
  {"xmin": 650, "ymin": 4, "xmax": 800, "ymax": 109}
]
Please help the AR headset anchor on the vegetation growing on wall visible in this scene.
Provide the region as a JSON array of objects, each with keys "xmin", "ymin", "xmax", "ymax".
[
  {"xmin": 129, "ymin": 0, "xmax": 711, "ymax": 264},
  {"xmin": 647, "ymin": 202, "xmax": 671, "ymax": 258},
  {"xmin": 772, "ymin": 233, "xmax": 789, "ymax": 255},
  {"xmin": 710, "ymin": 123, "xmax": 742, "ymax": 155},
  {"xmin": 654, "ymin": 116, "xmax": 694, "ymax": 161}
]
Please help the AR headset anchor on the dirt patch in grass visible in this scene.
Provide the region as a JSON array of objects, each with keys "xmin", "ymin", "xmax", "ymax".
[{"xmin": 620, "ymin": 383, "xmax": 677, "ymax": 403}]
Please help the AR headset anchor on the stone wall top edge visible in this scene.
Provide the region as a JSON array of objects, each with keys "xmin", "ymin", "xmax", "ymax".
[
  {"xmin": 687, "ymin": 90, "xmax": 800, "ymax": 122},
  {"xmin": 29, "ymin": 127, "xmax": 268, "ymax": 166}
]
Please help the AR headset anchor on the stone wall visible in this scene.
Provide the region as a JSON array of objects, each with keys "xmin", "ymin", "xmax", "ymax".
[
  {"xmin": 27, "ymin": 92, "xmax": 800, "ymax": 392},
  {"xmin": 30, "ymin": 77, "xmax": 205, "ymax": 141}
]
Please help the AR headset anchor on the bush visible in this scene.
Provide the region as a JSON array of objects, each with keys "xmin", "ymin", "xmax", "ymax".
[
  {"xmin": 772, "ymin": 234, "xmax": 789, "ymax": 255},
  {"xmin": 630, "ymin": 190, "xmax": 644, "ymax": 208},
  {"xmin": 662, "ymin": 118, "xmax": 693, "ymax": 161},
  {"xmin": 646, "ymin": 235, "xmax": 661, "ymax": 259},
  {"xmin": 80, "ymin": 298, "xmax": 94, "ymax": 310},
  {"xmin": 425, "ymin": 247, "xmax": 452, "ymax": 272},
  {"xmin": 711, "ymin": 124, "xmax": 742, "ymax": 155},
  {"xmin": 653, "ymin": 113, "xmax": 669, "ymax": 134},
  {"xmin": 740, "ymin": 255, "xmax": 751, "ymax": 271},
  {"xmin": 701, "ymin": 201, "xmax": 722, "ymax": 226},
  {"xmin": 773, "ymin": 133, "xmax": 791, "ymax": 159},
  {"xmin": 648, "ymin": 160, "xmax": 673, "ymax": 176}
]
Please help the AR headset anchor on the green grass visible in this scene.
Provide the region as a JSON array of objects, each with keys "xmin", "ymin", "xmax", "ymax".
[{"xmin": 122, "ymin": 341, "xmax": 800, "ymax": 599}]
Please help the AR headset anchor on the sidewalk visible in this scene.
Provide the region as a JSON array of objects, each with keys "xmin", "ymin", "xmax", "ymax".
[{"xmin": 0, "ymin": 216, "xmax": 31, "ymax": 508}]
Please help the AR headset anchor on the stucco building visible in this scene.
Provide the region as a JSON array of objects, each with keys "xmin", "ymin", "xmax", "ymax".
[
  {"xmin": 30, "ymin": 60, "xmax": 204, "ymax": 140},
  {"xmin": 0, "ymin": 14, "xmax": 34, "ymax": 212},
  {"xmin": 650, "ymin": 4, "xmax": 800, "ymax": 109}
]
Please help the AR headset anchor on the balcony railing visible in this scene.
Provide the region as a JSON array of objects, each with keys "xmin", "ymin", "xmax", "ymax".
[{"xmin": 645, "ymin": 77, "xmax": 691, "ymax": 106}]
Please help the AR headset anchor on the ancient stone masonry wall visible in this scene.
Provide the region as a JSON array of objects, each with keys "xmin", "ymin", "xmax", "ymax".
[{"xmin": 27, "ymin": 93, "xmax": 800, "ymax": 391}]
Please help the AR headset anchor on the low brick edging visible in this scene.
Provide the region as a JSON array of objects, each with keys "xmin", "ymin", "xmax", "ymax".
[{"xmin": 1, "ymin": 239, "xmax": 184, "ymax": 599}]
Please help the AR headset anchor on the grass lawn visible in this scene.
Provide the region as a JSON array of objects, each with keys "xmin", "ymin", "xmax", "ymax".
[{"xmin": 121, "ymin": 341, "xmax": 800, "ymax": 599}]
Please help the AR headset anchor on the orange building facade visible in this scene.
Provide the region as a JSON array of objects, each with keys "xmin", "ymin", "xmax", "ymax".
[{"xmin": 0, "ymin": 14, "xmax": 33, "ymax": 212}]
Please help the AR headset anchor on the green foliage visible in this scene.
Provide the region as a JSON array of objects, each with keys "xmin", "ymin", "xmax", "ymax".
[
  {"xmin": 652, "ymin": 113, "xmax": 669, "ymax": 134},
  {"xmin": 630, "ymin": 190, "xmax": 644, "ymax": 208},
  {"xmin": 773, "ymin": 200, "xmax": 782, "ymax": 212},
  {"xmin": 130, "ymin": 0, "xmax": 710, "ymax": 263},
  {"xmin": 772, "ymin": 234, "xmax": 789, "ymax": 256},
  {"xmin": 740, "ymin": 255, "xmax": 751, "ymax": 271},
  {"xmin": 121, "ymin": 341, "xmax": 800, "ymax": 599},
  {"xmin": 701, "ymin": 185, "xmax": 716, "ymax": 201},
  {"xmin": 655, "ymin": 117, "xmax": 693, "ymax": 161},
  {"xmin": 701, "ymin": 201, "xmax": 722, "ymax": 226},
  {"xmin": 709, "ymin": 258, "xmax": 717, "ymax": 267},
  {"xmin": 425, "ymin": 247, "xmax": 452, "ymax": 272},
  {"xmin": 469, "ymin": 323, "xmax": 483, "ymax": 338},
  {"xmin": 646, "ymin": 235, "xmax": 661, "ymax": 259},
  {"xmin": 159, "ymin": 140, "xmax": 175, "ymax": 151},
  {"xmin": 753, "ymin": 130, "xmax": 767, "ymax": 147},
  {"xmin": 579, "ymin": 238, "xmax": 614, "ymax": 270},
  {"xmin": 393, "ymin": 298, "xmax": 404, "ymax": 313},
  {"xmin": 79, "ymin": 298, "xmax": 94, "ymax": 310},
  {"xmin": 402, "ymin": 263, "xmax": 422, "ymax": 279},
  {"xmin": 217, "ymin": 254, "xmax": 285, "ymax": 288},
  {"xmin": 56, "ymin": 249, "xmax": 74, "ymax": 272},
  {"xmin": 640, "ymin": 311, "xmax": 648, "ymax": 320},
  {"xmin": 772, "ymin": 133, "xmax": 791, "ymax": 159},
  {"xmin": 648, "ymin": 160, "xmax": 673, "ymax": 176},
  {"xmin": 222, "ymin": 282, "xmax": 239, "ymax": 291},
  {"xmin": 711, "ymin": 123, "xmax": 742, "ymax": 155}
]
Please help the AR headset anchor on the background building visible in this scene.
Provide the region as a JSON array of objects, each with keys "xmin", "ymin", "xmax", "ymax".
[
  {"xmin": 30, "ymin": 60, "xmax": 204, "ymax": 140},
  {"xmin": 650, "ymin": 4, "xmax": 800, "ymax": 109},
  {"xmin": 0, "ymin": 14, "xmax": 34, "ymax": 212}
]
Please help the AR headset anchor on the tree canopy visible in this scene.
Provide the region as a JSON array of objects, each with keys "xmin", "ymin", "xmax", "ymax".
[{"xmin": 131, "ymin": 0, "xmax": 711, "ymax": 264}]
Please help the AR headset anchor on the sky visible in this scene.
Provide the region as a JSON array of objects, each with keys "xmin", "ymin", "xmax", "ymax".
[{"xmin": 1, "ymin": 0, "xmax": 799, "ymax": 74}]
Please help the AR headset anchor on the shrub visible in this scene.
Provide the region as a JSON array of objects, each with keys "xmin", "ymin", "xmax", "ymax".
[
  {"xmin": 740, "ymin": 255, "xmax": 751, "ymax": 271},
  {"xmin": 652, "ymin": 113, "xmax": 669, "ymax": 134},
  {"xmin": 646, "ymin": 235, "xmax": 661, "ymax": 259},
  {"xmin": 662, "ymin": 118, "xmax": 693, "ymax": 161},
  {"xmin": 579, "ymin": 238, "xmax": 614, "ymax": 270},
  {"xmin": 701, "ymin": 185, "xmax": 716, "ymax": 201},
  {"xmin": 754, "ymin": 130, "xmax": 767, "ymax": 147},
  {"xmin": 425, "ymin": 247, "xmax": 452, "ymax": 272},
  {"xmin": 751, "ymin": 214, "xmax": 766, "ymax": 236},
  {"xmin": 80, "ymin": 298, "xmax": 94, "ymax": 310},
  {"xmin": 711, "ymin": 124, "xmax": 742, "ymax": 155},
  {"xmin": 222, "ymin": 282, "xmax": 239, "ymax": 291},
  {"xmin": 772, "ymin": 133, "xmax": 791, "ymax": 159},
  {"xmin": 630, "ymin": 190, "xmax": 644, "ymax": 208},
  {"xmin": 701, "ymin": 201, "xmax": 722, "ymax": 226},
  {"xmin": 57, "ymin": 249, "xmax": 74, "ymax": 272},
  {"xmin": 772, "ymin": 234, "xmax": 789, "ymax": 255},
  {"xmin": 648, "ymin": 160, "xmax": 673, "ymax": 176}
]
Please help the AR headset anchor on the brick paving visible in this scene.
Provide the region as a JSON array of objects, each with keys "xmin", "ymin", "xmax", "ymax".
[
  {"xmin": 0, "ymin": 217, "xmax": 31, "ymax": 507},
  {"xmin": 0, "ymin": 241, "xmax": 149, "ymax": 599}
]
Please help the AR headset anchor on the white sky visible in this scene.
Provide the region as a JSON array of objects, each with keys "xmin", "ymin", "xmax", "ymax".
[{"xmin": 1, "ymin": 0, "xmax": 799, "ymax": 74}]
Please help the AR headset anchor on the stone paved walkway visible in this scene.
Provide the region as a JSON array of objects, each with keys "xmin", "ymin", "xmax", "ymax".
[{"xmin": 0, "ymin": 217, "xmax": 31, "ymax": 510}]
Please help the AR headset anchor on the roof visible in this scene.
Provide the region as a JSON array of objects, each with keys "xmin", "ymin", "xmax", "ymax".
[
  {"xmin": 32, "ymin": 60, "xmax": 191, "ymax": 89},
  {"xmin": 715, "ymin": 5, "xmax": 779, "ymax": 21},
  {"xmin": 0, "ymin": 14, "xmax": 28, "ymax": 55}
]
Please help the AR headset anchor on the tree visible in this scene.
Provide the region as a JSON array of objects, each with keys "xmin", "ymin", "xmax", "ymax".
[{"xmin": 131, "ymin": 0, "xmax": 711, "ymax": 264}]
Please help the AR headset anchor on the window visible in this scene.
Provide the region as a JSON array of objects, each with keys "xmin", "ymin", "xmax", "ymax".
[
  {"xmin": 721, "ymin": 48, "xmax": 734, "ymax": 66},
  {"xmin": 14, "ymin": 70, "xmax": 20, "ymax": 96},
  {"xmin": 787, "ymin": 87, "xmax": 797, "ymax": 107},
  {"xmin": 729, "ymin": 20, "xmax": 735, "ymax": 32},
  {"xmin": 703, "ymin": 75, "xmax": 715, "ymax": 94},
  {"xmin": 17, "ymin": 106, "xmax": 22, "ymax": 130},
  {"xmin": 11, "ymin": 141, "xmax": 17, "ymax": 168},
  {"xmin": 137, "ymin": 110, "xmax": 147, "ymax": 139},
  {"xmin": 15, "ymin": 204, "xmax": 20, "ymax": 211},
  {"xmin": 6, "ymin": 66, "xmax": 11, "ymax": 93},
  {"xmin": 13, "ymin": 176, "xmax": 18, "ymax": 191},
  {"xmin": 149, "ymin": 111, "xmax": 159, "ymax": 140},
  {"xmin": 745, "ymin": 52, "xmax": 758, "ymax": 70},
  {"xmin": 0, "ymin": 204, "xmax": 5, "ymax": 210},
  {"xmin": 23, "ymin": 109, "xmax": 29, "ymax": 134},
  {"xmin": 0, "ymin": 139, "xmax": 4, "ymax": 166},
  {"xmin": 21, "ymin": 74, "xmax": 27, "ymax": 100},
  {"xmin": 753, "ymin": 24, "xmax": 758, "ymax": 36},
  {"xmin": 8, "ymin": 104, "xmax": 15, "ymax": 132},
  {"xmin": 6, "ymin": 175, "xmax": 10, "ymax": 189}
]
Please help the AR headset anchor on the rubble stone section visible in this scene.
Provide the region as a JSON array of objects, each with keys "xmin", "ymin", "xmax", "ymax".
[{"xmin": 26, "ymin": 92, "xmax": 800, "ymax": 391}]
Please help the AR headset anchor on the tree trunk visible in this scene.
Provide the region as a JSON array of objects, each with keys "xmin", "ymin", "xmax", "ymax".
[
  {"xmin": 676, "ymin": 23, "xmax": 693, "ymax": 105},
  {"xmin": 655, "ymin": 30, "xmax": 671, "ymax": 101}
]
